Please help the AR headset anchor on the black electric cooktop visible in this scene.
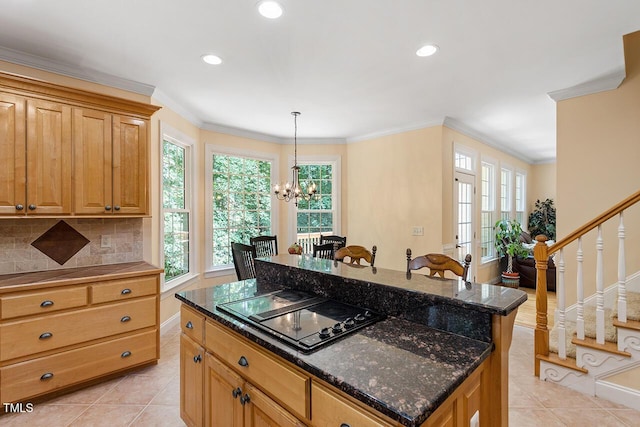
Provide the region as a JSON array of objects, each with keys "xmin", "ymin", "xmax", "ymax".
[{"xmin": 218, "ymin": 290, "xmax": 384, "ymax": 353}]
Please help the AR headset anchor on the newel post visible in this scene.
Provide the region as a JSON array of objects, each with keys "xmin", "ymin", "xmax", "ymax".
[{"xmin": 533, "ymin": 234, "xmax": 549, "ymax": 377}]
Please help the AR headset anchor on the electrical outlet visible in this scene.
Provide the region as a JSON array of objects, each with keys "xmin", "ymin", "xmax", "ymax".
[
  {"xmin": 101, "ymin": 235, "xmax": 111, "ymax": 248},
  {"xmin": 412, "ymin": 226, "xmax": 424, "ymax": 236}
]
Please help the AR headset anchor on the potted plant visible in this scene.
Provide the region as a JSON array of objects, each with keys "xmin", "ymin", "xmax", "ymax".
[
  {"xmin": 528, "ymin": 198, "xmax": 556, "ymax": 241},
  {"xmin": 494, "ymin": 219, "xmax": 529, "ymax": 287}
]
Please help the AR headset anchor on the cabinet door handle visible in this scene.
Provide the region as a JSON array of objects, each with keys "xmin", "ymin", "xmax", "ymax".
[
  {"xmin": 28, "ymin": 204, "xmax": 36, "ymax": 210},
  {"xmin": 15, "ymin": 204, "xmax": 24, "ymax": 211},
  {"xmin": 340, "ymin": 424, "xmax": 352, "ymax": 427},
  {"xmin": 193, "ymin": 354, "xmax": 202, "ymax": 363},
  {"xmin": 238, "ymin": 356, "xmax": 249, "ymax": 367},
  {"xmin": 185, "ymin": 321, "xmax": 193, "ymax": 329},
  {"xmin": 120, "ymin": 315, "xmax": 131, "ymax": 323},
  {"xmin": 114, "ymin": 205, "xmax": 121, "ymax": 211},
  {"xmin": 121, "ymin": 288, "xmax": 132, "ymax": 295},
  {"xmin": 40, "ymin": 372, "xmax": 54, "ymax": 381},
  {"xmin": 232, "ymin": 387, "xmax": 242, "ymax": 398},
  {"xmin": 39, "ymin": 332, "xmax": 53, "ymax": 340},
  {"xmin": 105, "ymin": 205, "xmax": 112, "ymax": 211},
  {"xmin": 40, "ymin": 300, "xmax": 54, "ymax": 308},
  {"xmin": 121, "ymin": 351, "xmax": 132, "ymax": 358},
  {"xmin": 240, "ymin": 393, "xmax": 251, "ymax": 406}
]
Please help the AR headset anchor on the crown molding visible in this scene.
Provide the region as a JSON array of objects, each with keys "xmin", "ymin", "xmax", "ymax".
[
  {"xmin": 152, "ymin": 88, "xmax": 204, "ymax": 128},
  {"xmin": 0, "ymin": 45, "xmax": 155, "ymax": 96},
  {"xmin": 346, "ymin": 119, "xmax": 444, "ymax": 143},
  {"xmin": 201, "ymin": 122, "xmax": 284, "ymax": 144},
  {"xmin": 547, "ymin": 68, "xmax": 626, "ymax": 102},
  {"xmin": 443, "ymin": 116, "xmax": 535, "ymax": 164}
]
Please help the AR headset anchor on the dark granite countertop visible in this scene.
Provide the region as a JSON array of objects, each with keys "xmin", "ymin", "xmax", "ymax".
[
  {"xmin": 0, "ymin": 261, "xmax": 163, "ymax": 293},
  {"xmin": 258, "ymin": 254, "xmax": 527, "ymax": 316},
  {"xmin": 177, "ymin": 279, "xmax": 495, "ymax": 426}
]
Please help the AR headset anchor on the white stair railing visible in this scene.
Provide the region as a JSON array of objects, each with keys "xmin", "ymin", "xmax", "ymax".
[
  {"xmin": 533, "ymin": 189, "xmax": 640, "ymax": 376},
  {"xmin": 618, "ymin": 212, "xmax": 627, "ymax": 323}
]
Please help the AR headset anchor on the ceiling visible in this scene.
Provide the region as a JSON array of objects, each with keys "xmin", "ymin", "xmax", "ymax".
[{"xmin": 2, "ymin": 1, "xmax": 640, "ymax": 164}]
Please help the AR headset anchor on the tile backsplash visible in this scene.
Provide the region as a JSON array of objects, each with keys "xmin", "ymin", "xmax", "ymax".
[{"xmin": 0, "ymin": 218, "xmax": 143, "ymax": 275}]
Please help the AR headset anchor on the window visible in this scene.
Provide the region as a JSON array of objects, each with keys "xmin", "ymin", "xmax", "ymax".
[
  {"xmin": 480, "ymin": 161, "xmax": 495, "ymax": 260},
  {"xmin": 500, "ymin": 168, "xmax": 512, "ymax": 220},
  {"xmin": 161, "ymin": 126, "xmax": 194, "ymax": 290},
  {"xmin": 294, "ymin": 157, "xmax": 341, "ymax": 253},
  {"xmin": 455, "ymin": 151, "xmax": 474, "ymax": 172},
  {"xmin": 515, "ymin": 171, "xmax": 526, "ymax": 225},
  {"xmin": 206, "ymin": 146, "xmax": 275, "ymax": 271}
]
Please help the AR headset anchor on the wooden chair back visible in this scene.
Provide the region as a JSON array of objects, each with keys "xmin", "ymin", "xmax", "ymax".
[
  {"xmin": 406, "ymin": 249, "xmax": 471, "ymax": 281},
  {"xmin": 319, "ymin": 234, "xmax": 346, "ymax": 250},
  {"xmin": 250, "ymin": 235, "xmax": 278, "ymax": 257},
  {"xmin": 335, "ymin": 245, "xmax": 377, "ymax": 267},
  {"xmin": 232, "ymin": 242, "xmax": 257, "ymax": 280},
  {"xmin": 312, "ymin": 242, "xmax": 337, "ymax": 259}
]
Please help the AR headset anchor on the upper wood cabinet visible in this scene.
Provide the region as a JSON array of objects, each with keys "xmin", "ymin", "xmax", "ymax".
[
  {"xmin": 73, "ymin": 110, "xmax": 148, "ymax": 215},
  {"xmin": 0, "ymin": 94, "xmax": 72, "ymax": 215},
  {"xmin": 0, "ymin": 71, "xmax": 160, "ymax": 218}
]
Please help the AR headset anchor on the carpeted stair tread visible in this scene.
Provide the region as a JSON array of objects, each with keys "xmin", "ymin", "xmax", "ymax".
[{"xmin": 612, "ymin": 290, "xmax": 640, "ymax": 321}]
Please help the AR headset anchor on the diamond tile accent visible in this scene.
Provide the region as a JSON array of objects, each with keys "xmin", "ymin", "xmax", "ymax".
[{"xmin": 31, "ymin": 220, "xmax": 90, "ymax": 265}]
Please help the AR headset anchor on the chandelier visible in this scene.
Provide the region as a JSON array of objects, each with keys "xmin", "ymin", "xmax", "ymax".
[{"xmin": 273, "ymin": 112, "xmax": 317, "ymax": 206}]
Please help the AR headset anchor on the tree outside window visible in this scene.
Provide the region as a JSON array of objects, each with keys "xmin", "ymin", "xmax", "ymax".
[
  {"xmin": 162, "ymin": 139, "xmax": 191, "ymax": 282},
  {"xmin": 211, "ymin": 154, "xmax": 272, "ymax": 267}
]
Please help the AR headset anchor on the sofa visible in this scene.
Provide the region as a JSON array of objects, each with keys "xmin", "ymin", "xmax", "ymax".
[{"xmin": 513, "ymin": 232, "xmax": 556, "ymax": 292}]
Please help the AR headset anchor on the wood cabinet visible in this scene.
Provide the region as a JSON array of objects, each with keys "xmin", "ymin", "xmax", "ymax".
[
  {"xmin": 178, "ymin": 304, "xmax": 490, "ymax": 427},
  {"xmin": 73, "ymin": 108, "xmax": 149, "ymax": 215},
  {"xmin": 0, "ymin": 270, "xmax": 160, "ymax": 404},
  {"xmin": 0, "ymin": 71, "xmax": 159, "ymax": 218},
  {"xmin": 205, "ymin": 353, "xmax": 304, "ymax": 427},
  {"xmin": 0, "ymin": 93, "xmax": 72, "ymax": 215},
  {"xmin": 180, "ymin": 305, "xmax": 206, "ymax": 427}
]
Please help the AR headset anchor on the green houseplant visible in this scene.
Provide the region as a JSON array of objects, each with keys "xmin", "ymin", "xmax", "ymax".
[
  {"xmin": 494, "ymin": 219, "xmax": 529, "ymax": 286},
  {"xmin": 528, "ymin": 198, "xmax": 556, "ymax": 241}
]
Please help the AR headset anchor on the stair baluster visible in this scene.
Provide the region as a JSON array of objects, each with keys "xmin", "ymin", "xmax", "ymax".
[
  {"xmin": 617, "ymin": 212, "xmax": 627, "ymax": 323},
  {"xmin": 577, "ymin": 238, "xmax": 585, "ymax": 340},
  {"xmin": 557, "ymin": 250, "xmax": 567, "ymax": 359},
  {"xmin": 596, "ymin": 225, "xmax": 605, "ymax": 345}
]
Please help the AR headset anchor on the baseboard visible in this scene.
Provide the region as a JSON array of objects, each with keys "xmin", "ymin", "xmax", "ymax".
[
  {"xmin": 595, "ymin": 379, "xmax": 640, "ymax": 411},
  {"xmin": 160, "ymin": 311, "xmax": 180, "ymax": 336}
]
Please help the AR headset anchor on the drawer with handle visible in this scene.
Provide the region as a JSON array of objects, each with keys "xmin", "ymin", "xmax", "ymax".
[
  {"xmin": 311, "ymin": 382, "xmax": 394, "ymax": 427},
  {"xmin": 0, "ymin": 286, "xmax": 88, "ymax": 320},
  {"xmin": 91, "ymin": 276, "xmax": 157, "ymax": 304},
  {"xmin": 181, "ymin": 304, "xmax": 205, "ymax": 344},
  {"xmin": 205, "ymin": 321, "xmax": 310, "ymax": 420},
  {"xmin": 0, "ymin": 329, "xmax": 157, "ymax": 403},
  {"xmin": 0, "ymin": 296, "xmax": 156, "ymax": 361}
]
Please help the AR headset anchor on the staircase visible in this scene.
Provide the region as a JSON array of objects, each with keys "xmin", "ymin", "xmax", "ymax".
[{"xmin": 532, "ymin": 189, "xmax": 640, "ymax": 411}]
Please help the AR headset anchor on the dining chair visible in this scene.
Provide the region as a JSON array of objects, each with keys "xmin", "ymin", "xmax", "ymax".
[
  {"xmin": 312, "ymin": 242, "xmax": 337, "ymax": 259},
  {"xmin": 250, "ymin": 235, "xmax": 278, "ymax": 257},
  {"xmin": 231, "ymin": 242, "xmax": 257, "ymax": 280},
  {"xmin": 406, "ymin": 249, "xmax": 472, "ymax": 281},
  {"xmin": 335, "ymin": 245, "xmax": 377, "ymax": 267},
  {"xmin": 319, "ymin": 234, "xmax": 346, "ymax": 250}
]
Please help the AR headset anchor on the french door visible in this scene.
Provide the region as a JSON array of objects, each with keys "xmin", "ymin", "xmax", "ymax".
[{"xmin": 454, "ymin": 172, "xmax": 475, "ymax": 280}]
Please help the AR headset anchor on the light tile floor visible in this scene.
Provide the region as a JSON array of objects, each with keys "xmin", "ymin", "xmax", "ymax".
[{"xmin": 1, "ymin": 323, "xmax": 639, "ymax": 426}]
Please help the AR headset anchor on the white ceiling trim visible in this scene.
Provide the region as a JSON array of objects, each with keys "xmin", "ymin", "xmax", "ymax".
[
  {"xmin": 443, "ymin": 117, "xmax": 535, "ymax": 164},
  {"xmin": 152, "ymin": 88, "xmax": 204, "ymax": 129},
  {"xmin": 0, "ymin": 45, "xmax": 155, "ymax": 96},
  {"xmin": 547, "ymin": 68, "xmax": 626, "ymax": 102},
  {"xmin": 346, "ymin": 119, "xmax": 445, "ymax": 143}
]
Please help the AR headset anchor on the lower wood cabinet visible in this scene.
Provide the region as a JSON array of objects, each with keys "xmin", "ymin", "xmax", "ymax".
[
  {"xmin": 178, "ymin": 304, "xmax": 487, "ymax": 427},
  {"xmin": 205, "ymin": 353, "xmax": 304, "ymax": 427},
  {"xmin": 0, "ymin": 269, "xmax": 160, "ymax": 405},
  {"xmin": 181, "ymin": 333, "xmax": 204, "ymax": 427}
]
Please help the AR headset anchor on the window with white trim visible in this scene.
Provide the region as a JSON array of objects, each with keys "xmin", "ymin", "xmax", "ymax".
[
  {"xmin": 292, "ymin": 157, "xmax": 341, "ymax": 253},
  {"xmin": 480, "ymin": 161, "xmax": 495, "ymax": 260},
  {"xmin": 500, "ymin": 168, "xmax": 512, "ymax": 221},
  {"xmin": 515, "ymin": 171, "xmax": 526, "ymax": 225},
  {"xmin": 161, "ymin": 129, "xmax": 194, "ymax": 290},
  {"xmin": 206, "ymin": 146, "xmax": 276, "ymax": 271}
]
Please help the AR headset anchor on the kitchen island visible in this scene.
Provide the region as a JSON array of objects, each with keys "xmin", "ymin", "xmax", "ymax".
[{"xmin": 176, "ymin": 255, "xmax": 527, "ymax": 426}]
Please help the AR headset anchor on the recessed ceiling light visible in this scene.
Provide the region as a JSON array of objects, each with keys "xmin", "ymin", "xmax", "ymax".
[
  {"xmin": 202, "ymin": 54, "xmax": 222, "ymax": 65},
  {"xmin": 416, "ymin": 44, "xmax": 439, "ymax": 57},
  {"xmin": 258, "ymin": 1, "xmax": 283, "ymax": 19}
]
